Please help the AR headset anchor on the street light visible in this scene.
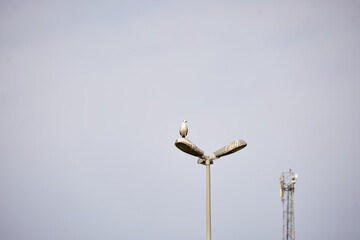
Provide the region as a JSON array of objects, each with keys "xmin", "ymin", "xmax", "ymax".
[{"xmin": 174, "ymin": 137, "xmax": 247, "ymax": 240}]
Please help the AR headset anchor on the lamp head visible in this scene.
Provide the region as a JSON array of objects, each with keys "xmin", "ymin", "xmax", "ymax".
[
  {"xmin": 213, "ymin": 140, "xmax": 247, "ymax": 158},
  {"xmin": 175, "ymin": 138, "xmax": 204, "ymax": 157}
]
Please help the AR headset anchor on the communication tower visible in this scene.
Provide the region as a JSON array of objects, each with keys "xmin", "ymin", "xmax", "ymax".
[{"xmin": 279, "ymin": 169, "xmax": 298, "ymax": 240}]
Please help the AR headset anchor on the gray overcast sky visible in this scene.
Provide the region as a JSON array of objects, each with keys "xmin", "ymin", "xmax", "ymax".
[{"xmin": 1, "ymin": 1, "xmax": 360, "ymax": 239}]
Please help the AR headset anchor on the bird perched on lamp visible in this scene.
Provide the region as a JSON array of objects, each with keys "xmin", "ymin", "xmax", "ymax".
[{"xmin": 179, "ymin": 120, "xmax": 188, "ymax": 138}]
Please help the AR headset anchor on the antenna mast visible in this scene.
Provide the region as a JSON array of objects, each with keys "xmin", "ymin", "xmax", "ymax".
[{"xmin": 279, "ymin": 169, "xmax": 298, "ymax": 240}]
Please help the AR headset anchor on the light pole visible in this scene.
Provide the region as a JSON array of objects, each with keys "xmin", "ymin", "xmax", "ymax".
[{"xmin": 175, "ymin": 137, "xmax": 247, "ymax": 240}]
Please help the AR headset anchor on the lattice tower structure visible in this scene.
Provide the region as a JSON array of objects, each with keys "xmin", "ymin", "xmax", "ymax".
[{"xmin": 279, "ymin": 169, "xmax": 298, "ymax": 240}]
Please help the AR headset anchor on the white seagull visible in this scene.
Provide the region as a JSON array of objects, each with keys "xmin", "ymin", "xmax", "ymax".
[{"xmin": 179, "ymin": 120, "xmax": 188, "ymax": 138}]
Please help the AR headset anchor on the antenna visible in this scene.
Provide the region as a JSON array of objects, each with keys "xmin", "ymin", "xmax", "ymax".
[{"xmin": 280, "ymin": 170, "xmax": 298, "ymax": 240}]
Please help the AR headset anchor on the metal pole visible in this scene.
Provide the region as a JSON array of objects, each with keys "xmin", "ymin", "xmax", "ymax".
[{"xmin": 205, "ymin": 159, "xmax": 211, "ymax": 240}]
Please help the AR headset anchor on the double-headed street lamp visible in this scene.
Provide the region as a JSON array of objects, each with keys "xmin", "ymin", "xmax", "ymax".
[{"xmin": 175, "ymin": 131, "xmax": 247, "ymax": 240}]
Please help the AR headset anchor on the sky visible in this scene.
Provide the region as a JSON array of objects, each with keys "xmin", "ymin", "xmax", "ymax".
[{"xmin": 0, "ymin": 1, "xmax": 360, "ymax": 239}]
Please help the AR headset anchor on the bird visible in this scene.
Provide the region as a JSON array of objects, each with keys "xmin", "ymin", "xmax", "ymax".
[{"xmin": 179, "ymin": 120, "xmax": 188, "ymax": 138}]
